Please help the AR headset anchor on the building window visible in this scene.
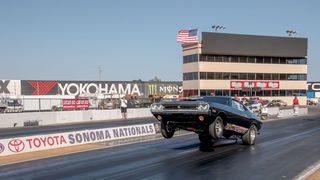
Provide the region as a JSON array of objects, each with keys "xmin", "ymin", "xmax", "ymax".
[
  {"xmin": 279, "ymin": 58, "xmax": 286, "ymax": 64},
  {"xmin": 248, "ymin": 73, "xmax": 255, "ymax": 80},
  {"xmin": 280, "ymin": 90, "xmax": 286, "ymax": 96},
  {"xmin": 184, "ymin": 90, "xmax": 198, "ymax": 97},
  {"xmin": 271, "ymin": 90, "xmax": 279, "ymax": 96},
  {"xmin": 231, "ymin": 73, "xmax": 239, "ymax": 79},
  {"xmin": 264, "ymin": 57, "xmax": 271, "ymax": 64},
  {"xmin": 200, "ymin": 55, "xmax": 207, "ymax": 61},
  {"xmin": 256, "ymin": 57, "xmax": 264, "ymax": 63},
  {"xmin": 264, "ymin": 90, "xmax": 271, "ymax": 96},
  {"xmin": 239, "ymin": 56, "xmax": 248, "ymax": 63},
  {"xmin": 200, "ymin": 72, "xmax": 207, "ymax": 79},
  {"xmin": 271, "ymin": 57, "xmax": 280, "ymax": 64},
  {"xmin": 207, "ymin": 72, "xmax": 215, "ymax": 79},
  {"xmin": 264, "ymin": 73, "xmax": 271, "ymax": 80},
  {"xmin": 222, "ymin": 56, "xmax": 230, "ymax": 62},
  {"xmin": 200, "ymin": 90, "xmax": 207, "ymax": 96},
  {"xmin": 287, "ymin": 74, "xmax": 298, "ymax": 80},
  {"xmin": 231, "ymin": 90, "xmax": 240, "ymax": 96},
  {"xmin": 198, "ymin": 55, "xmax": 306, "ymax": 65},
  {"xmin": 272, "ymin": 74, "xmax": 279, "ymax": 80},
  {"xmin": 183, "ymin": 54, "xmax": 198, "ymax": 64},
  {"xmin": 183, "ymin": 72, "xmax": 198, "ymax": 80},
  {"xmin": 215, "ymin": 72, "xmax": 223, "ymax": 80},
  {"xmin": 215, "ymin": 56, "xmax": 223, "ymax": 62},
  {"xmin": 230, "ymin": 56, "xmax": 239, "ymax": 63},
  {"xmin": 207, "ymin": 55, "xmax": 215, "ymax": 62},
  {"xmin": 240, "ymin": 73, "xmax": 248, "ymax": 80},
  {"xmin": 280, "ymin": 74, "xmax": 287, "ymax": 80},
  {"xmin": 223, "ymin": 72, "xmax": 231, "ymax": 80},
  {"xmin": 215, "ymin": 90, "xmax": 223, "ymax": 96},
  {"xmin": 256, "ymin": 73, "xmax": 263, "ymax": 80},
  {"xmin": 248, "ymin": 57, "xmax": 256, "ymax": 63}
]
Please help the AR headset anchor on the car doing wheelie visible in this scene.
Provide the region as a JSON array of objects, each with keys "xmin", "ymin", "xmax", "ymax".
[{"xmin": 150, "ymin": 96, "xmax": 262, "ymax": 146}]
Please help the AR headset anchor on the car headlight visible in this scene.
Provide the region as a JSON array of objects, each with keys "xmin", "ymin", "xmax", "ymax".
[
  {"xmin": 197, "ymin": 104, "xmax": 209, "ymax": 112},
  {"xmin": 150, "ymin": 104, "xmax": 164, "ymax": 112}
]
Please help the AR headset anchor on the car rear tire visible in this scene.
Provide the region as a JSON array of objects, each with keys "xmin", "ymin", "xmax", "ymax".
[
  {"xmin": 242, "ymin": 125, "xmax": 257, "ymax": 145},
  {"xmin": 161, "ymin": 120, "xmax": 175, "ymax": 139},
  {"xmin": 209, "ymin": 116, "xmax": 224, "ymax": 140}
]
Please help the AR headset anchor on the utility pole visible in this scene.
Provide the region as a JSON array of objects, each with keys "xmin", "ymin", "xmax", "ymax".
[{"xmin": 98, "ymin": 66, "xmax": 102, "ymax": 81}]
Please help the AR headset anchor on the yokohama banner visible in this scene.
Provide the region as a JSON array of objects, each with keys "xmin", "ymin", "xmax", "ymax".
[
  {"xmin": 20, "ymin": 80, "xmax": 182, "ymax": 97},
  {"xmin": 0, "ymin": 123, "xmax": 156, "ymax": 157},
  {"xmin": 0, "ymin": 80, "xmax": 21, "ymax": 95}
]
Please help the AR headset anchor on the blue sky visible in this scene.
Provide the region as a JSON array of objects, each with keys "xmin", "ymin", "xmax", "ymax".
[{"xmin": 0, "ymin": 0, "xmax": 319, "ymax": 81}]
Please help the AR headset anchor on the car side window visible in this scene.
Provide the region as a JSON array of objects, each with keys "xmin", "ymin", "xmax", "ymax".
[{"xmin": 232, "ymin": 100, "xmax": 245, "ymax": 112}]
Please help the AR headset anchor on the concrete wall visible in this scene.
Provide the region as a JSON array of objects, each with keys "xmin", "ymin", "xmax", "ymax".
[{"xmin": 0, "ymin": 108, "xmax": 153, "ymax": 128}]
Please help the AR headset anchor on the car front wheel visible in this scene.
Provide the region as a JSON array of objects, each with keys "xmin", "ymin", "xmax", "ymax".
[
  {"xmin": 242, "ymin": 125, "xmax": 257, "ymax": 145},
  {"xmin": 209, "ymin": 116, "xmax": 224, "ymax": 140},
  {"xmin": 161, "ymin": 120, "xmax": 175, "ymax": 139}
]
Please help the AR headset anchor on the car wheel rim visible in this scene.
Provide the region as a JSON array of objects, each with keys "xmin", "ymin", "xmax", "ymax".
[
  {"xmin": 215, "ymin": 120, "xmax": 222, "ymax": 136},
  {"xmin": 250, "ymin": 127, "xmax": 256, "ymax": 144},
  {"xmin": 166, "ymin": 123, "xmax": 173, "ymax": 132}
]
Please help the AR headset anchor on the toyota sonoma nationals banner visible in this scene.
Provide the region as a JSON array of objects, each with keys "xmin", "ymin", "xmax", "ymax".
[{"xmin": 0, "ymin": 124, "xmax": 155, "ymax": 157}]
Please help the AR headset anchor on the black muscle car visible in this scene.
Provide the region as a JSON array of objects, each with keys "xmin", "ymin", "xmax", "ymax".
[{"xmin": 150, "ymin": 96, "xmax": 262, "ymax": 146}]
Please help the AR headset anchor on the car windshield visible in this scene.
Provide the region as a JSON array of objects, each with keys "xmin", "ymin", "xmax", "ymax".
[{"xmin": 199, "ymin": 96, "xmax": 230, "ymax": 105}]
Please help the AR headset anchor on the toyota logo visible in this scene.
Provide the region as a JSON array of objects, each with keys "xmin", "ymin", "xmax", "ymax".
[
  {"xmin": 0, "ymin": 143, "xmax": 4, "ymax": 154},
  {"xmin": 8, "ymin": 139, "xmax": 25, "ymax": 153}
]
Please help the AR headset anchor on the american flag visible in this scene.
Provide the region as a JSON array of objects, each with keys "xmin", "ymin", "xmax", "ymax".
[{"xmin": 176, "ymin": 29, "xmax": 198, "ymax": 44}]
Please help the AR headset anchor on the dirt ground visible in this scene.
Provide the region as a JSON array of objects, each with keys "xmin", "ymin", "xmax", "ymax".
[{"xmin": 307, "ymin": 169, "xmax": 320, "ymax": 180}]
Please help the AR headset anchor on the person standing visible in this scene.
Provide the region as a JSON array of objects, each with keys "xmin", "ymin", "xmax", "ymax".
[
  {"xmin": 120, "ymin": 96, "xmax": 128, "ymax": 119},
  {"xmin": 293, "ymin": 95, "xmax": 299, "ymax": 115}
]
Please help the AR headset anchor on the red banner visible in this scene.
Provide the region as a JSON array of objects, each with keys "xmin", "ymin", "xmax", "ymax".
[
  {"xmin": 62, "ymin": 99, "xmax": 90, "ymax": 110},
  {"xmin": 230, "ymin": 81, "xmax": 280, "ymax": 89}
]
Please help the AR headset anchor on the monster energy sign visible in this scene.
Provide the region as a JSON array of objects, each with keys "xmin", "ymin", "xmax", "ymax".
[{"xmin": 147, "ymin": 83, "xmax": 183, "ymax": 95}]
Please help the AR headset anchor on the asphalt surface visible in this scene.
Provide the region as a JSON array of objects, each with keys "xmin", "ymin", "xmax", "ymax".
[{"xmin": 0, "ymin": 110, "xmax": 320, "ymax": 180}]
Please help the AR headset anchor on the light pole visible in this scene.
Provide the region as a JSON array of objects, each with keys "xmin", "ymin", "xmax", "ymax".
[
  {"xmin": 212, "ymin": 25, "xmax": 226, "ymax": 32},
  {"xmin": 98, "ymin": 66, "xmax": 102, "ymax": 81},
  {"xmin": 286, "ymin": 29, "xmax": 297, "ymax": 37}
]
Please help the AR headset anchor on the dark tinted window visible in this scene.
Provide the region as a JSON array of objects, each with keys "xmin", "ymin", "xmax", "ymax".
[
  {"xmin": 222, "ymin": 56, "xmax": 230, "ymax": 62},
  {"xmin": 201, "ymin": 97, "xmax": 230, "ymax": 106},
  {"xmin": 248, "ymin": 73, "xmax": 255, "ymax": 80},
  {"xmin": 264, "ymin": 57, "xmax": 271, "ymax": 64},
  {"xmin": 248, "ymin": 57, "xmax": 256, "ymax": 63},
  {"xmin": 207, "ymin": 72, "xmax": 214, "ymax": 79},
  {"xmin": 230, "ymin": 56, "xmax": 239, "ymax": 63},
  {"xmin": 215, "ymin": 72, "xmax": 223, "ymax": 79},
  {"xmin": 264, "ymin": 73, "xmax": 271, "ymax": 80},
  {"xmin": 183, "ymin": 54, "xmax": 198, "ymax": 64},
  {"xmin": 200, "ymin": 72, "xmax": 207, "ymax": 79},
  {"xmin": 240, "ymin": 73, "xmax": 248, "ymax": 80}
]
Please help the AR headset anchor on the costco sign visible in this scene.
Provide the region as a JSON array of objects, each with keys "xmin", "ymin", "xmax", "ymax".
[{"xmin": 0, "ymin": 124, "xmax": 155, "ymax": 157}]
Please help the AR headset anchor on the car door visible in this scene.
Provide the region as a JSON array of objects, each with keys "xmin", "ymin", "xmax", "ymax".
[{"xmin": 230, "ymin": 100, "xmax": 251, "ymax": 128}]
